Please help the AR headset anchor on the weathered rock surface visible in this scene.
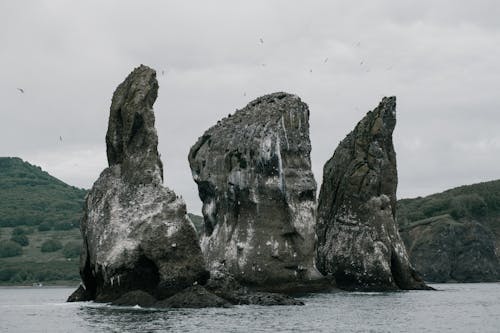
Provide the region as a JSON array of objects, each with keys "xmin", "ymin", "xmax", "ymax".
[
  {"xmin": 111, "ymin": 290, "xmax": 157, "ymax": 307},
  {"xmin": 67, "ymin": 284, "xmax": 92, "ymax": 302},
  {"xmin": 316, "ymin": 97, "xmax": 430, "ymax": 291},
  {"xmin": 188, "ymin": 92, "xmax": 323, "ymax": 291},
  {"xmin": 204, "ymin": 264, "xmax": 305, "ymax": 305},
  {"xmin": 400, "ymin": 215, "xmax": 500, "ymax": 282},
  {"xmin": 155, "ymin": 285, "xmax": 232, "ymax": 308},
  {"xmin": 69, "ymin": 65, "xmax": 208, "ymax": 303}
]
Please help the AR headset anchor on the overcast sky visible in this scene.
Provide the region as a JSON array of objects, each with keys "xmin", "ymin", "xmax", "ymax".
[{"xmin": 1, "ymin": 1, "xmax": 499, "ymax": 213}]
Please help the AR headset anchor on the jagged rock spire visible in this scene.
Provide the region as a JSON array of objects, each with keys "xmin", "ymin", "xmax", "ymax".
[{"xmin": 316, "ymin": 96, "xmax": 430, "ymax": 291}]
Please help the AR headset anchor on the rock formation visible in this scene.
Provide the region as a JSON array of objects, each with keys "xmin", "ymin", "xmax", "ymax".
[
  {"xmin": 400, "ymin": 215, "xmax": 500, "ymax": 282},
  {"xmin": 316, "ymin": 96, "xmax": 430, "ymax": 291},
  {"xmin": 68, "ymin": 65, "xmax": 208, "ymax": 303},
  {"xmin": 188, "ymin": 92, "xmax": 323, "ymax": 291}
]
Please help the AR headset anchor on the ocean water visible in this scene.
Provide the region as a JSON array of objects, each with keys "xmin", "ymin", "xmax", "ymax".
[{"xmin": 0, "ymin": 284, "xmax": 499, "ymax": 332}]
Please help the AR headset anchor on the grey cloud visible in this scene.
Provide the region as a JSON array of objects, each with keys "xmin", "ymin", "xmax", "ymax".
[{"xmin": 1, "ymin": 1, "xmax": 499, "ymax": 213}]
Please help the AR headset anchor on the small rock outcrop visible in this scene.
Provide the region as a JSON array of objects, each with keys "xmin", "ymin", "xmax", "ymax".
[
  {"xmin": 188, "ymin": 92, "xmax": 323, "ymax": 291},
  {"xmin": 68, "ymin": 65, "xmax": 208, "ymax": 303},
  {"xmin": 111, "ymin": 290, "xmax": 157, "ymax": 307},
  {"xmin": 155, "ymin": 285, "xmax": 232, "ymax": 308},
  {"xmin": 204, "ymin": 264, "xmax": 305, "ymax": 305},
  {"xmin": 400, "ymin": 215, "xmax": 500, "ymax": 282},
  {"xmin": 316, "ymin": 97, "xmax": 430, "ymax": 291}
]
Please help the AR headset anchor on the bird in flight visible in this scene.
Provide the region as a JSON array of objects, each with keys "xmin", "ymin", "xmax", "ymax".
[
  {"xmin": 17, "ymin": 88, "xmax": 24, "ymax": 93},
  {"xmin": 259, "ymin": 38, "xmax": 264, "ymax": 44},
  {"xmin": 324, "ymin": 57, "xmax": 329, "ymax": 63},
  {"xmin": 59, "ymin": 136, "xmax": 63, "ymax": 142}
]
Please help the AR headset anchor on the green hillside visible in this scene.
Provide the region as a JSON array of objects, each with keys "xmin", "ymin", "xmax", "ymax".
[
  {"xmin": 0, "ymin": 157, "xmax": 86, "ymax": 285},
  {"xmin": 397, "ymin": 179, "xmax": 500, "ymax": 282},
  {"xmin": 397, "ymin": 179, "xmax": 500, "ymax": 239},
  {"xmin": 0, "ymin": 157, "xmax": 205, "ymax": 286},
  {"xmin": 0, "ymin": 157, "xmax": 87, "ymax": 228}
]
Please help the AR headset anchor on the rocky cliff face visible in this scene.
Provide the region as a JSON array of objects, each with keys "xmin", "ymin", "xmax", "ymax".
[
  {"xmin": 400, "ymin": 215, "xmax": 500, "ymax": 282},
  {"xmin": 72, "ymin": 65, "xmax": 208, "ymax": 302},
  {"xmin": 397, "ymin": 180, "xmax": 500, "ymax": 283},
  {"xmin": 188, "ymin": 92, "xmax": 322, "ymax": 291},
  {"xmin": 316, "ymin": 97, "xmax": 429, "ymax": 291}
]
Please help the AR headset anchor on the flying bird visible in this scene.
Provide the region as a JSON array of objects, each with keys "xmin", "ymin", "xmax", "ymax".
[
  {"xmin": 309, "ymin": 69, "xmax": 313, "ymax": 73},
  {"xmin": 17, "ymin": 88, "xmax": 24, "ymax": 93},
  {"xmin": 259, "ymin": 38, "xmax": 264, "ymax": 44},
  {"xmin": 360, "ymin": 61, "xmax": 364, "ymax": 66},
  {"xmin": 59, "ymin": 136, "xmax": 63, "ymax": 142},
  {"xmin": 324, "ymin": 57, "xmax": 329, "ymax": 63}
]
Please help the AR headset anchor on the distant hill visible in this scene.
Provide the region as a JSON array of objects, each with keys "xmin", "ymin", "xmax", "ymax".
[
  {"xmin": 0, "ymin": 157, "xmax": 205, "ymax": 286},
  {"xmin": 397, "ymin": 180, "xmax": 500, "ymax": 282},
  {"xmin": 0, "ymin": 157, "xmax": 87, "ymax": 229},
  {"xmin": 0, "ymin": 157, "xmax": 87, "ymax": 285},
  {"xmin": 188, "ymin": 213, "xmax": 203, "ymax": 234}
]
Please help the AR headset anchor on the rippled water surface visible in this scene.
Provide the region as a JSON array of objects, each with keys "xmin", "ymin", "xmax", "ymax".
[{"xmin": 1, "ymin": 283, "xmax": 500, "ymax": 332}]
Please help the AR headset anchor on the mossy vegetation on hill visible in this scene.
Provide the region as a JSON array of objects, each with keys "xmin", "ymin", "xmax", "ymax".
[
  {"xmin": 0, "ymin": 157, "xmax": 87, "ymax": 228},
  {"xmin": 0, "ymin": 227, "xmax": 81, "ymax": 284},
  {"xmin": 397, "ymin": 179, "xmax": 500, "ymax": 282},
  {"xmin": 397, "ymin": 179, "xmax": 500, "ymax": 246},
  {"xmin": 0, "ymin": 157, "xmax": 206, "ymax": 285},
  {"xmin": 0, "ymin": 157, "xmax": 86, "ymax": 285},
  {"xmin": 397, "ymin": 179, "xmax": 500, "ymax": 226}
]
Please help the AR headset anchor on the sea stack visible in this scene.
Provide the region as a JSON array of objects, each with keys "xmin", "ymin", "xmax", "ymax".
[
  {"xmin": 68, "ymin": 65, "xmax": 208, "ymax": 302},
  {"xmin": 188, "ymin": 92, "xmax": 322, "ymax": 292},
  {"xmin": 315, "ymin": 97, "xmax": 430, "ymax": 291}
]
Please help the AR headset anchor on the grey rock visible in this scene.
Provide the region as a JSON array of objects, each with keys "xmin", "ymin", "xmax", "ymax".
[
  {"xmin": 316, "ymin": 97, "xmax": 430, "ymax": 291},
  {"xmin": 204, "ymin": 264, "xmax": 304, "ymax": 305},
  {"xmin": 111, "ymin": 290, "xmax": 157, "ymax": 307},
  {"xmin": 67, "ymin": 284, "xmax": 91, "ymax": 302},
  {"xmin": 400, "ymin": 215, "xmax": 500, "ymax": 282},
  {"xmin": 236, "ymin": 292, "xmax": 304, "ymax": 306},
  {"xmin": 72, "ymin": 65, "xmax": 208, "ymax": 303},
  {"xmin": 155, "ymin": 285, "xmax": 231, "ymax": 308},
  {"xmin": 188, "ymin": 92, "xmax": 322, "ymax": 291}
]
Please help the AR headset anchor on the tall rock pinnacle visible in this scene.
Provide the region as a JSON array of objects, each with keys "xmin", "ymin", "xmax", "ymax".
[
  {"xmin": 316, "ymin": 97, "xmax": 430, "ymax": 291},
  {"xmin": 189, "ymin": 92, "xmax": 322, "ymax": 291},
  {"xmin": 70, "ymin": 65, "xmax": 208, "ymax": 302}
]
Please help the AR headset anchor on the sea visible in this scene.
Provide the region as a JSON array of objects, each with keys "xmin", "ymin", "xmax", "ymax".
[{"xmin": 0, "ymin": 283, "xmax": 499, "ymax": 332}]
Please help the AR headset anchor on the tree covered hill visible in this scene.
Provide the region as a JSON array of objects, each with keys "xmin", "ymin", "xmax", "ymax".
[
  {"xmin": 0, "ymin": 157, "xmax": 87, "ymax": 229},
  {"xmin": 0, "ymin": 157, "xmax": 205, "ymax": 285},
  {"xmin": 0, "ymin": 157, "xmax": 87, "ymax": 284},
  {"xmin": 397, "ymin": 179, "xmax": 500, "ymax": 282}
]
